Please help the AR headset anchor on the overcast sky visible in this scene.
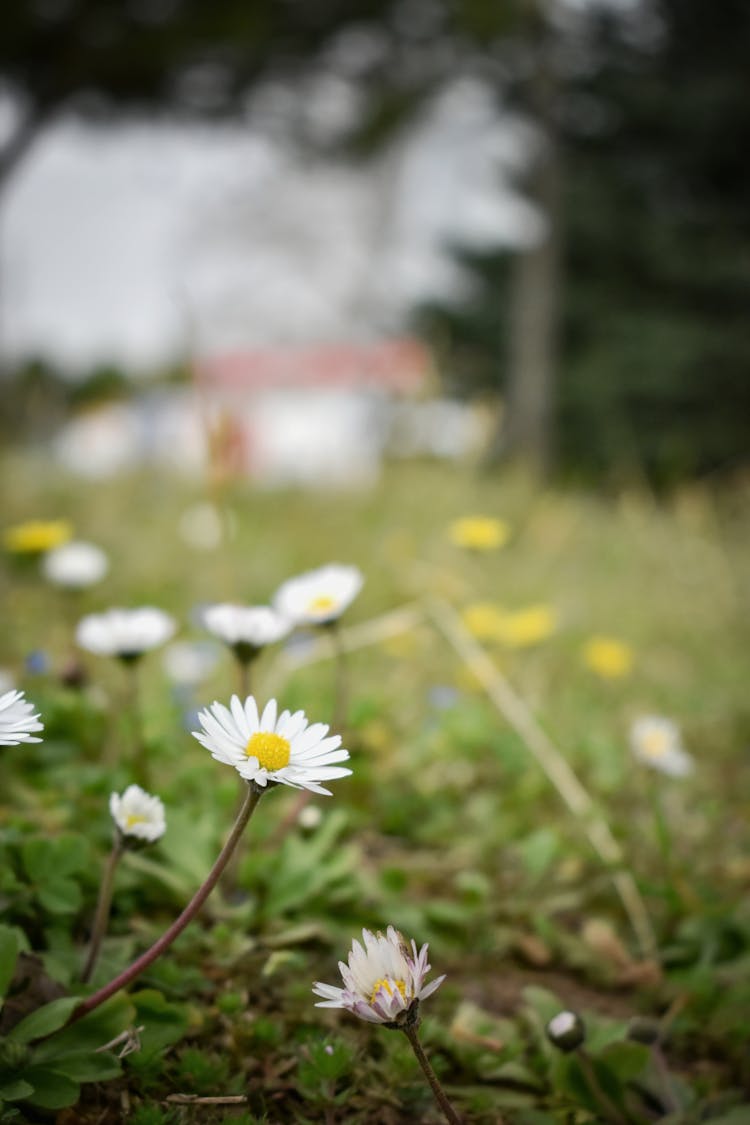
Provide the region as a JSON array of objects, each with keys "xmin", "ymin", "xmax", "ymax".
[{"xmin": 0, "ymin": 79, "xmax": 539, "ymax": 376}]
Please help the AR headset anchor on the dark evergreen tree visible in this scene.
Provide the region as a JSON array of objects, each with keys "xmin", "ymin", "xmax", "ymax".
[{"xmin": 417, "ymin": 0, "xmax": 750, "ymax": 484}]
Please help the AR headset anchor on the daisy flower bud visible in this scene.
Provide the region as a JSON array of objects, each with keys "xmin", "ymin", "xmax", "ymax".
[{"xmin": 546, "ymin": 1010, "xmax": 586, "ymax": 1052}]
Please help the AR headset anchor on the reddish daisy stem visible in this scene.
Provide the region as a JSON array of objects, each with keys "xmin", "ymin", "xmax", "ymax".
[
  {"xmin": 68, "ymin": 784, "xmax": 262, "ymax": 1026},
  {"xmin": 402, "ymin": 1024, "xmax": 465, "ymax": 1125}
]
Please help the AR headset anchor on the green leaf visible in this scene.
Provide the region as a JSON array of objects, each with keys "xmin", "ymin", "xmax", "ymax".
[
  {"xmin": 22, "ymin": 839, "xmax": 58, "ymax": 884},
  {"xmin": 8, "ymin": 997, "xmax": 80, "ymax": 1044},
  {"xmin": 45, "ymin": 1051, "xmax": 121, "ymax": 1084},
  {"xmin": 15, "ymin": 1067, "xmax": 79, "ymax": 1109},
  {"xmin": 37, "ymin": 878, "xmax": 82, "ymax": 915},
  {"xmin": 130, "ymin": 990, "xmax": 190, "ymax": 1057},
  {"xmin": 33, "ymin": 993, "xmax": 135, "ymax": 1063},
  {"xmin": 517, "ymin": 829, "xmax": 559, "ymax": 880},
  {"xmin": 0, "ymin": 1080, "xmax": 33, "ymax": 1102},
  {"xmin": 0, "ymin": 926, "xmax": 19, "ymax": 1005},
  {"xmin": 597, "ymin": 1041, "xmax": 650, "ymax": 1082}
]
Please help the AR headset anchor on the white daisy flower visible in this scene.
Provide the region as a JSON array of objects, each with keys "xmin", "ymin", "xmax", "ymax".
[
  {"xmin": 109, "ymin": 784, "xmax": 166, "ymax": 842},
  {"xmin": 202, "ymin": 603, "xmax": 291, "ymax": 661},
  {"xmin": 0, "ymin": 689, "xmax": 44, "ymax": 745},
  {"xmin": 313, "ymin": 926, "xmax": 445, "ymax": 1026},
  {"xmin": 41, "ymin": 540, "xmax": 109, "ymax": 589},
  {"xmin": 192, "ymin": 694, "xmax": 351, "ymax": 795},
  {"xmin": 273, "ymin": 564, "xmax": 363, "ymax": 627},
  {"xmin": 630, "ymin": 715, "xmax": 693, "ymax": 778},
  {"xmin": 76, "ymin": 607, "xmax": 176, "ymax": 660}
]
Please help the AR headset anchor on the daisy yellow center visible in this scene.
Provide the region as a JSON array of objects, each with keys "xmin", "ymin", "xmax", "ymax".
[
  {"xmin": 246, "ymin": 730, "xmax": 291, "ymax": 770},
  {"xmin": 369, "ymin": 977, "xmax": 407, "ymax": 1005},
  {"xmin": 125, "ymin": 813, "xmax": 147, "ymax": 828},
  {"xmin": 642, "ymin": 730, "xmax": 669, "ymax": 758},
  {"xmin": 308, "ymin": 594, "xmax": 337, "ymax": 614}
]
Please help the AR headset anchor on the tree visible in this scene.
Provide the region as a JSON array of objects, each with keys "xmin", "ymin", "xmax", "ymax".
[
  {"xmin": 0, "ymin": 0, "xmax": 401, "ymax": 196},
  {"xmin": 417, "ymin": 0, "xmax": 750, "ymax": 484}
]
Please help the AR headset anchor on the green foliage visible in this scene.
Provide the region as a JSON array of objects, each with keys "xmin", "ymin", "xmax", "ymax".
[
  {"xmin": 296, "ymin": 1034, "xmax": 356, "ymax": 1107},
  {"xmin": 0, "ymin": 458, "xmax": 749, "ymax": 1121},
  {"xmin": 22, "ymin": 834, "xmax": 90, "ymax": 915},
  {"xmin": 0, "ymin": 930, "xmax": 18, "ymax": 1004}
]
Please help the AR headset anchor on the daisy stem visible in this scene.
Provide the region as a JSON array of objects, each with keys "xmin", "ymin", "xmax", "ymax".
[
  {"xmin": 650, "ymin": 784, "xmax": 673, "ymax": 874},
  {"xmin": 330, "ymin": 620, "xmax": 347, "ymax": 731},
  {"xmin": 576, "ymin": 1048, "xmax": 632, "ymax": 1125},
  {"xmin": 237, "ymin": 657, "xmax": 251, "ymax": 698},
  {"xmin": 124, "ymin": 658, "xmax": 146, "ymax": 784},
  {"xmin": 81, "ymin": 834, "xmax": 123, "ymax": 984},
  {"xmin": 402, "ymin": 1024, "xmax": 464, "ymax": 1125},
  {"xmin": 68, "ymin": 784, "xmax": 262, "ymax": 1025}
]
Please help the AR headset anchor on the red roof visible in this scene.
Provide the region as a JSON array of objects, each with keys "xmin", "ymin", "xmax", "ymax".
[{"xmin": 196, "ymin": 339, "xmax": 430, "ymax": 393}]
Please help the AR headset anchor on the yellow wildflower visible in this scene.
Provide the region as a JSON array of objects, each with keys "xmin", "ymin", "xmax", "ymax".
[
  {"xmin": 448, "ymin": 516, "xmax": 510, "ymax": 551},
  {"xmin": 463, "ymin": 602, "xmax": 558, "ymax": 648},
  {"xmin": 4, "ymin": 519, "xmax": 73, "ymax": 555},
  {"xmin": 582, "ymin": 636, "xmax": 633, "ymax": 680},
  {"xmin": 496, "ymin": 604, "xmax": 558, "ymax": 649},
  {"xmin": 462, "ymin": 602, "xmax": 508, "ymax": 641}
]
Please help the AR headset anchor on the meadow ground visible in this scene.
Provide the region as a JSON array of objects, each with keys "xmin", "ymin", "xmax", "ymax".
[{"xmin": 1, "ymin": 454, "xmax": 749, "ymax": 1124}]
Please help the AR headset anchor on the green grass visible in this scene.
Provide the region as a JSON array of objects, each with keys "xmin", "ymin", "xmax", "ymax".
[{"xmin": 1, "ymin": 454, "xmax": 749, "ymax": 1123}]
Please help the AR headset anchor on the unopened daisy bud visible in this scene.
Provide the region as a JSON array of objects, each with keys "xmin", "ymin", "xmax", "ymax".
[
  {"xmin": 110, "ymin": 785, "xmax": 166, "ymax": 843},
  {"xmin": 546, "ymin": 1010, "xmax": 586, "ymax": 1052}
]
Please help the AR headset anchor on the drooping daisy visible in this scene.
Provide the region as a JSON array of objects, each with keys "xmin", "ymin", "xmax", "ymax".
[
  {"xmin": 448, "ymin": 516, "xmax": 510, "ymax": 552},
  {"xmin": 109, "ymin": 784, "xmax": 166, "ymax": 842},
  {"xmin": 192, "ymin": 695, "xmax": 351, "ymax": 795},
  {"xmin": 630, "ymin": 716, "xmax": 693, "ymax": 778},
  {"xmin": 76, "ymin": 607, "xmax": 176, "ymax": 661},
  {"xmin": 202, "ymin": 603, "xmax": 291, "ymax": 662},
  {"xmin": 4, "ymin": 519, "xmax": 73, "ymax": 555},
  {"xmin": 582, "ymin": 636, "xmax": 633, "ymax": 680},
  {"xmin": 0, "ymin": 689, "xmax": 44, "ymax": 745},
  {"xmin": 273, "ymin": 564, "xmax": 363, "ymax": 627},
  {"xmin": 313, "ymin": 926, "xmax": 445, "ymax": 1026},
  {"xmin": 42, "ymin": 540, "xmax": 109, "ymax": 589}
]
